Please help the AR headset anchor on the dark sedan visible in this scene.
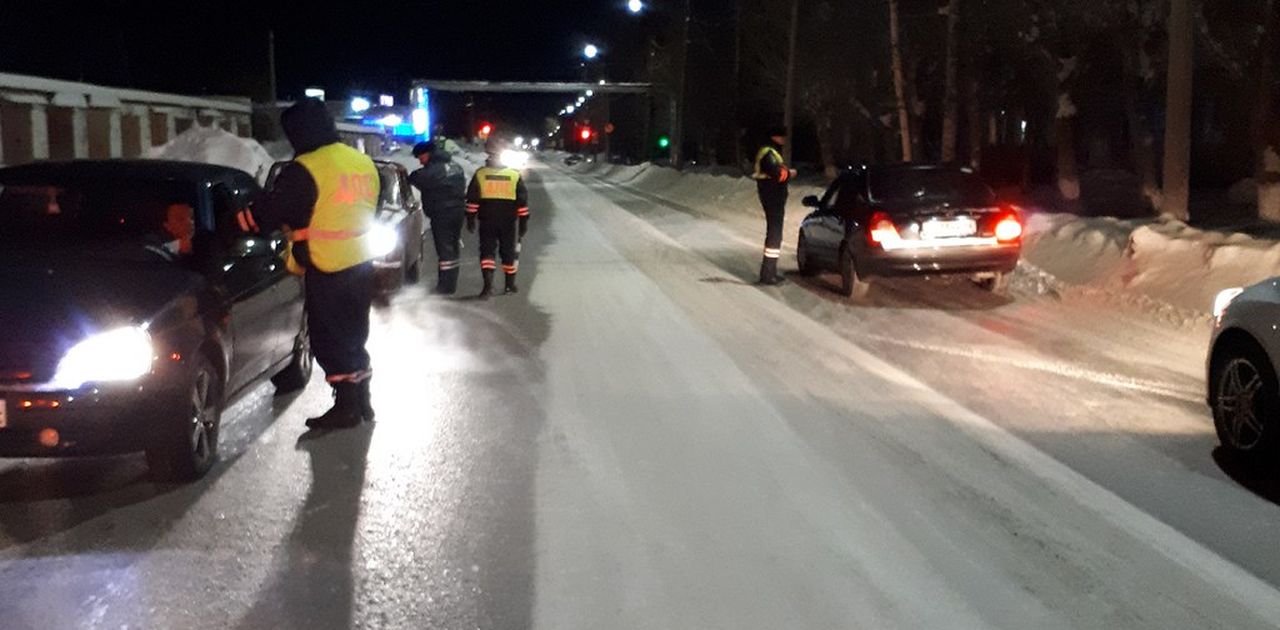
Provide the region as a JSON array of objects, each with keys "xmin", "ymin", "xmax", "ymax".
[
  {"xmin": 0, "ymin": 160, "xmax": 311, "ymax": 481},
  {"xmin": 797, "ymin": 165, "xmax": 1023, "ymax": 298},
  {"xmin": 267, "ymin": 159, "xmax": 427, "ymax": 295}
]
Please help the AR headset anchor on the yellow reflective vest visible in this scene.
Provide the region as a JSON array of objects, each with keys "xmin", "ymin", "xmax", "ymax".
[
  {"xmin": 753, "ymin": 146, "xmax": 791, "ymax": 183},
  {"xmin": 286, "ymin": 142, "xmax": 380, "ymax": 274}
]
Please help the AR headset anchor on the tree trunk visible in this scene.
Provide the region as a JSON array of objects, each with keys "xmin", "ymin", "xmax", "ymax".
[
  {"xmin": 1121, "ymin": 44, "xmax": 1161, "ymax": 212},
  {"xmin": 1254, "ymin": 0, "xmax": 1280, "ymax": 221},
  {"xmin": 782, "ymin": 0, "xmax": 800, "ymax": 164},
  {"xmin": 1161, "ymin": 0, "xmax": 1193, "ymax": 221},
  {"xmin": 908, "ymin": 59, "xmax": 925, "ymax": 161},
  {"xmin": 966, "ymin": 75, "xmax": 983, "ymax": 169},
  {"xmin": 941, "ymin": 0, "xmax": 962, "ymax": 163},
  {"xmin": 1056, "ymin": 56, "xmax": 1081, "ymax": 201},
  {"xmin": 889, "ymin": 0, "xmax": 913, "ymax": 161}
]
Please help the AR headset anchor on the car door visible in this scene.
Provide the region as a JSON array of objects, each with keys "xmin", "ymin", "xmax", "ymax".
[
  {"xmin": 808, "ymin": 177, "xmax": 849, "ymax": 265},
  {"xmin": 212, "ymin": 183, "xmax": 286, "ymax": 392},
  {"xmin": 230, "ymin": 172, "xmax": 303, "ymax": 364},
  {"xmin": 373, "ymin": 161, "xmax": 409, "ymax": 262},
  {"xmin": 397, "ymin": 166, "xmax": 425, "ymax": 271}
]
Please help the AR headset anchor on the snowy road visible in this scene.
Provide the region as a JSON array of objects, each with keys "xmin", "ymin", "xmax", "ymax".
[{"xmin": 1, "ymin": 160, "xmax": 1279, "ymax": 628}]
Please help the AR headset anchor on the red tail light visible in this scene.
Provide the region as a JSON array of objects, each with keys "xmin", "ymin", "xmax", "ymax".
[
  {"xmin": 995, "ymin": 215, "xmax": 1023, "ymax": 242},
  {"xmin": 866, "ymin": 212, "xmax": 900, "ymax": 247}
]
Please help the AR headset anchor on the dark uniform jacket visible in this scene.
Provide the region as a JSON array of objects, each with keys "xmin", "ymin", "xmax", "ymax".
[
  {"xmin": 753, "ymin": 142, "xmax": 791, "ymax": 205},
  {"xmin": 409, "ymin": 149, "xmax": 467, "ymax": 220}
]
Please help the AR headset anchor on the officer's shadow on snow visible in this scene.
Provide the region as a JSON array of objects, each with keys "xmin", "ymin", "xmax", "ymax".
[{"xmin": 0, "ymin": 382, "xmax": 307, "ymax": 548}]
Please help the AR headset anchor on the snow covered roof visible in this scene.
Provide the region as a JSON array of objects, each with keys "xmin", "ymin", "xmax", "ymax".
[{"xmin": 0, "ymin": 72, "xmax": 251, "ymax": 113}]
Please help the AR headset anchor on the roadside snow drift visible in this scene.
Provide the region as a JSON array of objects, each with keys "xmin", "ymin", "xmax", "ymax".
[{"xmin": 147, "ymin": 126, "xmax": 275, "ymax": 183}]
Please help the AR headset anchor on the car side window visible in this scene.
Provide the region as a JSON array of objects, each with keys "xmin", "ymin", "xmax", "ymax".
[
  {"xmin": 832, "ymin": 175, "xmax": 867, "ymax": 214},
  {"xmin": 376, "ymin": 165, "xmax": 403, "ymax": 212},
  {"xmin": 818, "ymin": 179, "xmax": 843, "ymax": 214}
]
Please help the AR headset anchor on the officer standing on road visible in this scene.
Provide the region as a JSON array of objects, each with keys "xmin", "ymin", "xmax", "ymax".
[
  {"xmin": 465, "ymin": 137, "xmax": 529, "ymax": 299},
  {"xmin": 752, "ymin": 126, "xmax": 797, "ymax": 286},
  {"xmin": 408, "ymin": 140, "xmax": 467, "ymax": 295},
  {"xmin": 237, "ymin": 98, "xmax": 380, "ymax": 430}
]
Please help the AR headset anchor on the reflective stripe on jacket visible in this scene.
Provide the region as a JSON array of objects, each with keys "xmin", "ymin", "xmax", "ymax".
[{"xmin": 287, "ymin": 142, "xmax": 380, "ymax": 274}]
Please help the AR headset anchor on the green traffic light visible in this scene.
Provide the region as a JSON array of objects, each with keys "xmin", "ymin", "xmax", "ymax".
[{"xmin": 658, "ymin": 136, "xmax": 670, "ymax": 149}]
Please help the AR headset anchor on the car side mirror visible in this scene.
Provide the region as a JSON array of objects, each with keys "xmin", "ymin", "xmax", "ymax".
[{"xmin": 802, "ymin": 195, "xmax": 821, "ymax": 208}]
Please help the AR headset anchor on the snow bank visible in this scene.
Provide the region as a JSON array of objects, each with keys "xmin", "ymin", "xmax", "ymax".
[
  {"xmin": 568, "ymin": 158, "xmax": 1280, "ymax": 316},
  {"xmin": 146, "ymin": 126, "xmax": 275, "ymax": 183}
]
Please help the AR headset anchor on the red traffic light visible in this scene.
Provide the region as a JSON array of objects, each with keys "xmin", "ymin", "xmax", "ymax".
[
  {"xmin": 480, "ymin": 123, "xmax": 493, "ymax": 138},
  {"xmin": 580, "ymin": 128, "xmax": 593, "ymax": 141}
]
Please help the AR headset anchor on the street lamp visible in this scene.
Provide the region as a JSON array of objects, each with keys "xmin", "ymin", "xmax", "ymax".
[
  {"xmin": 628, "ymin": 0, "xmax": 644, "ymax": 13},
  {"xmin": 583, "ymin": 44, "xmax": 600, "ymax": 60}
]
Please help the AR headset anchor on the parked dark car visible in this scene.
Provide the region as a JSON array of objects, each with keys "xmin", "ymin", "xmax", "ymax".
[
  {"xmin": 266, "ymin": 159, "xmax": 427, "ymax": 295},
  {"xmin": 797, "ymin": 165, "xmax": 1024, "ymax": 298},
  {"xmin": 0, "ymin": 160, "xmax": 311, "ymax": 481}
]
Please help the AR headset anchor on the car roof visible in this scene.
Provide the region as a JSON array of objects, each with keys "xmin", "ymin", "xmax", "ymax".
[
  {"xmin": 0, "ymin": 159, "xmax": 255, "ymax": 185},
  {"xmin": 861, "ymin": 163, "xmax": 972, "ymax": 176}
]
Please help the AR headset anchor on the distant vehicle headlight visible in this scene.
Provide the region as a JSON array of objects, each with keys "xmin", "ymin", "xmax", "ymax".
[
  {"xmin": 369, "ymin": 222, "xmax": 400, "ymax": 259},
  {"xmin": 51, "ymin": 326, "xmax": 153, "ymax": 390},
  {"xmin": 501, "ymin": 149, "xmax": 530, "ymax": 169},
  {"xmin": 1213, "ymin": 287, "xmax": 1245, "ymax": 326}
]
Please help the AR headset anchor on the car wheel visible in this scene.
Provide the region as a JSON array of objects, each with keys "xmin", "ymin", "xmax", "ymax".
[
  {"xmin": 797, "ymin": 232, "xmax": 816, "ymax": 277},
  {"xmin": 272, "ymin": 316, "xmax": 313, "ymax": 393},
  {"xmin": 838, "ymin": 245, "xmax": 871, "ymax": 299},
  {"xmin": 1213, "ymin": 343, "xmax": 1280, "ymax": 458},
  {"xmin": 147, "ymin": 354, "xmax": 222, "ymax": 482},
  {"xmin": 976, "ymin": 272, "xmax": 1010, "ymax": 295}
]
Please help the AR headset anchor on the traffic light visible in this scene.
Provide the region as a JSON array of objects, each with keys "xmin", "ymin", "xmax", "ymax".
[
  {"xmin": 580, "ymin": 127, "xmax": 593, "ymax": 142},
  {"xmin": 479, "ymin": 123, "xmax": 493, "ymax": 139},
  {"xmin": 657, "ymin": 135, "xmax": 670, "ymax": 149}
]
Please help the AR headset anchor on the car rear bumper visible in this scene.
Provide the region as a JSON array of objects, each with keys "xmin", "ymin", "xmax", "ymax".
[
  {"xmin": 859, "ymin": 241, "xmax": 1021, "ymax": 277},
  {"xmin": 0, "ymin": 380, "xmax": 187, "ymax": 457}
]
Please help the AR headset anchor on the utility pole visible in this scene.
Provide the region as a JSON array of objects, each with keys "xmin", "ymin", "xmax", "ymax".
[
  {"xmin": 782, "ymin": 0, "xmax": 800, "ymax": 164},
  {"xmin": 1162, "ymin": 0, "xmax": 1193, "ymax": 221},
  {"xmin": 671, "ymin": 0, "xmax": 691, "ymax": 168},
  {"xmin": 267, "ymin": 29, "xmax": 278, "ymax": 103},
  {"xmin": 732, "ymin": 0, "xmax": 744, "ymax": 167},
  {"xmin": 941, "ymin": 0, "xmax": 961, "ymax": 163}
]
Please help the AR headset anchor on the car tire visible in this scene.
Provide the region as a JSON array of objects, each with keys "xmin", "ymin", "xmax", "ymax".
[
  {"xmin": 797, "ymin": 232, "xmax": 817, "ymax": 277},
  {"xmin": 838, "ymin": 245, "xmax": 871, "ymax": 299},
  {"xmin": 272, "ymin": 317, "xmax": 313, "ymax": 394},
  {"xmin": 1212, "ymin": 342, "xmax": 1280, "ymax": 459},
  {"xmin": 147, "ymin": 354, "xmax": 222, "ymax": 482},
  {"xmin": 976, "ymin": 272, "xmax": 1010, "ymax": 295}
]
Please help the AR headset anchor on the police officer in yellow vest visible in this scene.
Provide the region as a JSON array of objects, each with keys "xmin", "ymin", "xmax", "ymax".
[
  {"xmin": 237, "ymin": 99, "xmax": 380, "ymax": 430},
  {"xmin": 465, "ymin": 137, "xmax": 530, "ymax": 299},
  {"xmin": 753, "ymin": 126, "xmax": 797, "ymax": 285}
]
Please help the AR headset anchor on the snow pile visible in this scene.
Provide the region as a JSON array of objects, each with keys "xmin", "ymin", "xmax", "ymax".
[{"xmin": 147, "ymin": 126, "xmax": 276, "ymax": 183}]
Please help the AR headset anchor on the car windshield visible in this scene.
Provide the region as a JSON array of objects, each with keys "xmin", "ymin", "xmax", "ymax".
[
  {"xmin": 869, "ymin": 169, "xmax": 996, "ymax": 206},
  {"xmin": 0, "ymin": 178, "xmax": 200, "ymax": 261}
]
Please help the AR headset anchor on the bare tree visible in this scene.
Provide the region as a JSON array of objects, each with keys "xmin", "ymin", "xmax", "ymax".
[
  {"xmin": 889, "ymin": 0, "xmax": 913, "ymax": 161},
  {"xmin": 941, "ymin": 0, "xmax": 962, "ymax": 163},
  {"xmin": 1161, "ymin": 0, "xmax": 1193, "ymax": 221}
]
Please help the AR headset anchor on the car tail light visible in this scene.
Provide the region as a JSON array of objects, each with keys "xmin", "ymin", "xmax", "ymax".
[
  {"xmin": 995, "ymin": 215, "xmax": 1023, "ymax": 242},
  {"xmin": 866, "ymin": 212, "xmax": 900, "ymax": 247}
]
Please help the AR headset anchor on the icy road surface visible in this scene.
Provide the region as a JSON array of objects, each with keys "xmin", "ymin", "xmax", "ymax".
[{"xmin": 1, "ymin": 161, "xmax": 1279, "ymax": 629}]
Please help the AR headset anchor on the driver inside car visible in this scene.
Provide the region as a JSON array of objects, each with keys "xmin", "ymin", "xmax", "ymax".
[{"xmin": 145, "ymin": 202, "xmax": 196, "ymax": 262}]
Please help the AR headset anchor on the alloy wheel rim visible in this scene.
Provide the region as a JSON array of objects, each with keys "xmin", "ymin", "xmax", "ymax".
[
  {"xmin": 189, "ymin": 369, "xmax": 216, "ymax": 462},
  {"xmin": 1218, "ymin": 358, "xmax": 1266, "ymax": 450}
]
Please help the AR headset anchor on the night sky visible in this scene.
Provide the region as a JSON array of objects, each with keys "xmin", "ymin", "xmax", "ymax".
[{"xmin": 0, "ymin": 0, "xmax": 642, "ymax": 134}]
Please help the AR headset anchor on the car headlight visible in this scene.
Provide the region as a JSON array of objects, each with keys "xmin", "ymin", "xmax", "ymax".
[
  {"xmin": 368, "ymin": 222, "xmax": 399, "ymax": 258},
  {"xmin": 1213, "ymin": 287, "xmax": 1245, "ymax": 326},
  {"xmin": 51, "ymin": 326, "xmax": 154, "ymax": 390},
  {"xmin": 500, "ymin": 149, "xmax": 530, "ymax": 169}
]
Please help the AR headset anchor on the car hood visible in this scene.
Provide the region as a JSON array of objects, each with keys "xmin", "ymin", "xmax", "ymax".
[{"xmin": 0, "ymin": 253, "xmax": 203, "ymax": 345}]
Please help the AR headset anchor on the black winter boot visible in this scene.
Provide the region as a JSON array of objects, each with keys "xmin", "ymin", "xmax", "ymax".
[
  {"xmin": 479, "ymin": 269, "xmax": 494, "ymax": 299},
  {"xmin": 434, "ymin": 268, "xmax": 459, "ymax": 295},
  {"xmin": 504, "ymin": 273, "xmax": 519, "ymax": 294},
  {"xmin": 757, "ymin": 257, "xmax": 784, "ymax": 285},
  {"xmin": 306, "ymin": 383, "xmax": 363, "ymax": 430}
]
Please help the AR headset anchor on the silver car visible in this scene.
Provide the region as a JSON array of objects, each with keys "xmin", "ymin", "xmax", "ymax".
[{"xmin": 1209, "ymin": 279, "xmax": 1280, "ymax": 458}]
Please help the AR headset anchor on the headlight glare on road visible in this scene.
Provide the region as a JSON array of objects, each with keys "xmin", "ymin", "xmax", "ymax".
[
  {"xmin": 51, "ymin": 326, "xmax": 153, "ymax": 390},
  {"xmin": 369, "ymin": 222, "xmax": 399, "ymax": 259},
  {"xmin": 501, "ymin": 149, "xmax": 530, "ymax": 169},
  {"xmin": 1213, "ymin": 287, "xmax": 1245, "ymax": 326}
]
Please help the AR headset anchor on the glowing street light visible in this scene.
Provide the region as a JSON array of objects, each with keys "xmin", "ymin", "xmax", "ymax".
[
  {"xmin": 628, "ymin": 0, "xmax": 644, "ymax": 13},
  {"xmin": 586, "ymin": 90, "xmax": 594, "ymax": 97},
  {"xmin": 583, "ymin": 44, "xmax": 600, "ymax": 60},
  {"xmin": 350, "ymin": 96, "xmax": 371, "ymax": 113}
]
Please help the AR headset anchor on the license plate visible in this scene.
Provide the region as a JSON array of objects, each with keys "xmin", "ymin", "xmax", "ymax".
[
  {"xmin": 920, "ymin": 217, "xmax": 977, "ymax": 240},
  {"xmin": 0, "ymin": 399, "xmax": 6, "ymax": 429}
]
